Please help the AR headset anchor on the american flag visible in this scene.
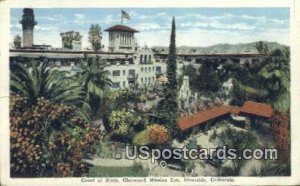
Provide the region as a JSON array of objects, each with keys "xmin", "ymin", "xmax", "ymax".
[{"xmin": 121, "ymin": 10, "xmax": 130, "ymax": 20}]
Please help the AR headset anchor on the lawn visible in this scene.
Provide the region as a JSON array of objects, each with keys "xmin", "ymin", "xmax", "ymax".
[{"xmin": 88, "ymin": 165, "xmax": 148, "ymax": 177}]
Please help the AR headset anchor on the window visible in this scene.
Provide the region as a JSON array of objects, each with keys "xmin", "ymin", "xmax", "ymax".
[
  {"xmin": 145, "ymin": 67, "xmax": 147, "ymax": 73},
  {"xmin": 123, "ymin": 70, "xmax": 126, "ymax": 76},
  {"xmin": 112, "ymin": 82, "xmax": 120, "ymax": 88},
  {"xmin": 123, "ymin": 81, "xmax": 126, "ymax": 87},
  {"xmin": 148, "ymin": 77, "xmax": 151, "ymax": 84},
  {"xmin": 144, "ymin": 55, "xmax": 147, "ymax": 63},
  {"xmin": 152, "ymin": 67, "xmax": 155, "ymax": 71},
  {"xmin": 148, "ymin": 67, "xmax": 151, "ymax": 72},
  {"xmin": 149, "ymin": 55, "xmax": 152, "ymax": 62},
  {"xmin": 112, "ymin": 70, "xmax": 120, "ymax": 76},
  {"xmin": 129, "ymin": 69, "xmax": 135, "ymax": 77},
  {"xmin": 141, "ymin": 78, "xmax": 143, "ymax": 83},
  {"xmin": 141, "ymin": 67, "xmax": 143, "ymax": 72},
  {"xmin": 140, "ymin": 55, "xmax": 143, "ymax": 63},
  {"xmin": 152, "ymin": 77, "xmax": 155, "ymax": 81},
  {"xmin": 156, "ymin": 66, "xmax": 162, "ymax": 74}
]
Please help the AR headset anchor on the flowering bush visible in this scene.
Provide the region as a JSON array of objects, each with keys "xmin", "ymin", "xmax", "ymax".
[
  {"xmin": 272, "ymin": 112, "xmax": 290, "ymax": 162},
  {"xmin": 147, "ymin": 124, "xmax": 169, "ymax": 144},
  {"xmin": 109, "ymin": 109, "xmax": 138, "ymax": 137},
  {"xmin": 10, "ymin": 95, "xmax": 101, "ymax": 177}
]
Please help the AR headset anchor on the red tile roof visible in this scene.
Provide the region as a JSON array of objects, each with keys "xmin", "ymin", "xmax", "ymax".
[
  {"xmin": 178, "ymin": 105, "xmax": 233, "ymax": 131},
  {"xmin": 104, "ymin": 25, "xmax": 139, "ymax": 33},
  {"xmin": 177, "ymin": 101, "xmax": 273, "ymax": 131},
  {"xmin": 240, "ymin": 101, "xmax": 273, "ymax": 118}
]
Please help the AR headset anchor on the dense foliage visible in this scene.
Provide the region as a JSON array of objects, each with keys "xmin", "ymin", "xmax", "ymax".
[
  {"xmin": 214, "ymin": 126, "xmax": 260, "ymax": 176},
  {"xmin": 133, "ymin": 124, "xmax": 169, "ymax": 145},
  {"xmin": 272, "ymin": 112, "xmax": 290, "ymax": 162},
  {"xmin": 77, "ymin": 56, "xmax": 112, "ymax": 118},
  {"xmin": 10, "ymin": 62, "xmax": 83, "ymax": 106},
  {"xmin": 88, "ymin": 24, "xmax": 103, "ymax": 51},
  {"xmin": 10, "ymin": 95, "xmax": 101, "ymax": 177},
  {"xmin": 157, "ymin": 17, "xmax": 179, "ymax": 137},
  {"xmin": 61, "ymin": 31, "xmax": 82, "ymax": 49},
  {"xmin": 109, "ymin": 109, "xmax": 138, "ymax": 138},
  {"xmin": 196, "ymin": 61, "xmax": 222, "ymax": 93},
  {"xmin": 14, "ymin": 35, "xmax": 22, "ymax": 48},
  {"xmin": 148, "ymin": 124, "xmax": 169, "ymax": 144}
]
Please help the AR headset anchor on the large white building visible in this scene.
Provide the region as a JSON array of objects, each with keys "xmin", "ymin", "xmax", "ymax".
[{"xmin": 104, "ymin": 24, "xmax": 169, "ymax": 90}]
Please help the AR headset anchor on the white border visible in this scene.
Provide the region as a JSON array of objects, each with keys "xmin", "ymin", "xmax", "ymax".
[{"xmin": 1, "ymin": 0, "xmax": 299, "ymax": 185}]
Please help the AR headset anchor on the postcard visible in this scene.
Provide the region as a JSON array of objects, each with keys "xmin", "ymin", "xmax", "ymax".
[{"xmin": 0, "ymin": 0, "xmax": 299, "ymax": 185}]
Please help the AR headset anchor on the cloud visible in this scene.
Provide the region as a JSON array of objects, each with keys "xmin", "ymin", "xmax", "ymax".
[
  {"xmin": 103, "ymin": 15, "xmax": 115, "ymax": 25},
  {"xmin": 73, "ymin": 14, "xmax": 86, "ymax": 25},
  {"xmin": 35, "ymin": 25, "xmax": 58, "ymax": 32},
  {"xmin": 36, "ymin": 14, "xmax": 64, "ymax": 21},
  {"xmin": 133, "ymin": 22, "xmax": 168, "ymax": 31},
  {"xmin": 135, "ymin": 25, "xmax": 289, "ymax": 47},
  {"xmin": 128, "ymin": 10, "xmax": 149, "ymax": 20},
  {"xmin": 157, "ymin": 12, "xmax": 167, "ymax": 16},
  {"xmin": 241, "ymin": 14, "xmax": 288, "ymax": 25},
  {"xmin": 179, "ymin": 20, "xmax": 256, "ymax": 31},
  {"xmin": 74, "ymin": 14, "xmax": 85, "ymax": 19},
  {"xmin": 10, "ymin": 23, "xmax": 22, "ymax": 30}
]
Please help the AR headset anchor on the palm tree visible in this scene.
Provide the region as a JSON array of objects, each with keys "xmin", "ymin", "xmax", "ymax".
[
  {"xmin": 10, "ymin": 61, "xmax": 84, "ymax": 106},
  {"xmin": 215, "ymin": 126, "xmax": 261, "ymax": 176},
  {"xmin": 77, "ymin": 56, "xmax": 112, "ymax": 118},
  {"xmin": 259, "ymin": 48, "xmax": 290, "ymax": 112}
]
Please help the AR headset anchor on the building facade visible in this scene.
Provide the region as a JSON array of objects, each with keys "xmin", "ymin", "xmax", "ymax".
[
  {"xmin": 105, "ymin": 45, "xmax": 167, "ymax": 90},
  {"xmin": 105, "ymin": 25, "xmax": 139, "ymax": 53}
]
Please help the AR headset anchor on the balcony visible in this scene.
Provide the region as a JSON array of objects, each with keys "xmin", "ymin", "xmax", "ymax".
[{"xmin": 127, "ymin": 74, "xmax": 138, "ymax": 82}]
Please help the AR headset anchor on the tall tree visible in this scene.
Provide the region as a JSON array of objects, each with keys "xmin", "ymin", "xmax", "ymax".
[
  {"xmin": 255, "ymin": 41, "xmax": 269, "ymax": 54},
  {"xmin": 196, "ymin": 61, "xmax": 222, "ymax": 93},
  {"xmin": 14, "ymin": 35, "xmax": 22, "ymax": 48},
  {"xmin": 88, "ymin": 24, "xmax": 103, "ymax": 51},
  {"xmin": 157, "ymin": 17, "xmax": 179, "ymax": 137},
  {"xmin": 260, "ymin": 48, "xmax": 290, "ymax": 112},
  {"xmin": 78, "ymin": 56, "xmax": 112, "ymax": 117}
]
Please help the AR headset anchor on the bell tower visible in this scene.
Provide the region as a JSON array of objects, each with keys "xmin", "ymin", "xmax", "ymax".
[{"xmin": 20, "ymin": 8, "xmax": 37, "ymax": 47}]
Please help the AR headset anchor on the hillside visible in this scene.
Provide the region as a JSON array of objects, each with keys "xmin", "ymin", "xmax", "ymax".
[{"xmin": 152, "ymin": 41, "xmax": 288, "ymax": 54}]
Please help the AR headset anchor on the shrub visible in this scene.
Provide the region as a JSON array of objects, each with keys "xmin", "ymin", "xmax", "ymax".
[
  {"xmin": 133, "ymin": 124, "xmax": 169, "ymax": 145},
  {"xmin": 147, "ymin": 124, "xmax": 169, "ymax": 145},
  {"xmin": 10, "ymin": 95, "xmax": 101, "ymax": 177},
  {"xmin": 109, "ymin": 109, "xmax": 138, "ymax": 137}
]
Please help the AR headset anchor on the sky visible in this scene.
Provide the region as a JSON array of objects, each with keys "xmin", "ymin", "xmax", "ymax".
[{"xmin": 10, "ymin": 8, "xmax": 290, "ymax": 49}]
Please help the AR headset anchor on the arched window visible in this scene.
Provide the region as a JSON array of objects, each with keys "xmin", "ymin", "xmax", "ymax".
[
  {"xmin": 149, "ymin": 55, "xmax": 152, "ymax": 62},
  {"xmin": 144, "ymin": 55, "xmax": 147, "ymax": 63}
]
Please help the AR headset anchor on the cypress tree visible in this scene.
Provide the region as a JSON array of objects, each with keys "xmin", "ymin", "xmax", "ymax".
[
  {"xmin": 167, "ymin": 16, "xmax": 177, "ymax": 92},
  {"xmin": 157, "ymin": 17, "xmax": 179, "ymax": 137}
]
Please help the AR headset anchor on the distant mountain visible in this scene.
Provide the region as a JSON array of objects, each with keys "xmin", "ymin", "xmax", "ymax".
[{"xmin": 152, "ymin": 41, "xmax": 288, "ymax": 54}]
